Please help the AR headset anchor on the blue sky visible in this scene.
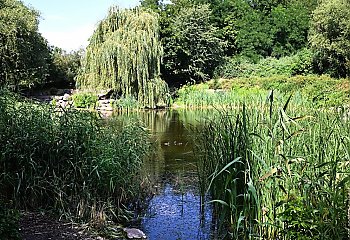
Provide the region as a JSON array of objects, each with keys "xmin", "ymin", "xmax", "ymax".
[{"xmin": 22, "ymin": 0, "xmax": 140, "ymax": 51}]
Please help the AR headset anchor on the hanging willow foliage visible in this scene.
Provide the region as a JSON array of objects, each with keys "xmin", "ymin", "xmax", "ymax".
[{"xmin": 76, "ymin": 7, "xmax": 169, "ymax": 108}]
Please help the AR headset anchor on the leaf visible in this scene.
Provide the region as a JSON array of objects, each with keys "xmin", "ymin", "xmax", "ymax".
[
  {"xmin": 208, "ymin": 199, "xmax": 229, "ymax": 207},
  {"xmin": 279, "ymin": 185, "xmax": 287, "ymax": 194},
  {"xmin": 291, "ymin": 115, "xmax": 313, "ymax": 121},
  {"xmin": 259, "ymin": 167, "xmax": 278, "ymax": 182},
  {"xmin": 285, "ymin": 128, "xmax": 305, "ymax": 141},
  {"xmin": 283, "ymin": 94, "xmax": 293, "ymax": 112},
  {"xmin": 288, "ymin": 158, "xmax": 306, "ymax": 164},
  {"xmin": 337, "ymin": 176, "xmax": 350, "ymax": 188},
  {"xmin": 247, "ymin": 180, "xmax": 259, "ymax": 205},
  {"xmin": 236, "ymin": 213, "xmax": 245, "ymax": 233},
  {"xmin": 214, "ymin": 157, "xmax": 243, "ymax": 178}
]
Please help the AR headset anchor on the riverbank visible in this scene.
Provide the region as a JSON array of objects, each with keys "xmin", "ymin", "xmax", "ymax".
[
  {"xmin": 0, "ymin": 90, "xmax": 153, "ymax": 239},
  {"xmin": 174, "ymin": 75, "xmax": 350, "ymax": 109},
  {"xmin": 20, "ymin": 212, "xmax": 103, "ymax": 240}
]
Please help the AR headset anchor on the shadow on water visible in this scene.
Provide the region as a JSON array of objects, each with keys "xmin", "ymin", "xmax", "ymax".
[{"xmin": 115, "ymin": 110, "xmax": 215, "ymax": 240}]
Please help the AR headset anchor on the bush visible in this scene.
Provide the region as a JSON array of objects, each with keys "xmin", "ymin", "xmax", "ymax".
[
  {"xmin": 112, "ymin": 96, "xmax": 140, "ymax": 110},
  {"xmin": 309, "ymin": 0, "xmax": 350, "ymax": 77},
  {"xmin": 72, "ymin": 92, "xmax": 98, "ymax": 109},
  {"xmin": 215, "ymin": 49, "xmax": 314, "ymax": 79},
  {"xmin": 177, "ymin": 75, "xmax": 350, "ymax": 108}
]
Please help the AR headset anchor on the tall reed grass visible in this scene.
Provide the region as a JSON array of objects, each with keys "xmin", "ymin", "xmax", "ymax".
[
  {"xmin": 194, "ymin": 95, "xmax": 350, "ymax": 239},
  {"xmin": 0, "ymin": 90, "xmax": 152, "ymax": 226},
  {"xmin": 175, "ymin": 83, "xmax": 268, "ymax": 109}
]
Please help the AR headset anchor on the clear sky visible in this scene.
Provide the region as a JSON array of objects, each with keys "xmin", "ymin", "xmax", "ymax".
[{"xmin": 21, "ymin": 0, "xmax": 140, "ymax": 51}]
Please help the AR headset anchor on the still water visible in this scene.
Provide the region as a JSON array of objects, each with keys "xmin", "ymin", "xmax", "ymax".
[{"xmin": 122, "ymin": 110, "xmax": 214, "ymax": 240}]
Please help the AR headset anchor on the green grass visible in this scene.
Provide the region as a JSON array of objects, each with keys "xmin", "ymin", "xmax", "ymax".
[
  {"xmin": 174, "ymin": 83, "xmax": 268, "ymax": 109},
  {"xmin": 0, "ymin": 200, "xmax": 19, "ymax": 240},
  {"xmin": 175, "ymin": 75, "xmax": 350, "ymax": 109},
  {"xmin": 0, "ymin": 90, "xmax": 152, "ymax": 230},
  {"xmin": 193, "ymin": 96, "xmax": 350, "ymax": 239}
]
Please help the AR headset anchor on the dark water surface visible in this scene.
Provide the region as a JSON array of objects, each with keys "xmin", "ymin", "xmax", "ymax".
[{"xmin": 123, "ymin": 110, "xmax": 214, "ymax": 240}]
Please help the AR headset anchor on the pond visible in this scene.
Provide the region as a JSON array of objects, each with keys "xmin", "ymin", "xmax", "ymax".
[{"xmin": 117, "ymin": 110, "xmax": 216, "ymax": 240}]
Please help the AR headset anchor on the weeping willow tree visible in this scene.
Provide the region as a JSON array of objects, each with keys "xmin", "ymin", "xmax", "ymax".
[{"xmin": 76, "ymin": 7, "xmax": 169, "ymax": 108}]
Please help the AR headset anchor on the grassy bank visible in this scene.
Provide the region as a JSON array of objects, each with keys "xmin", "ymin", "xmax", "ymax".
[
  {"xmin": 0, "ymin": 91, "xmax": 152, "ymax": 238},
  {"xmin": 175, "ymin": 75, "xmax": 350, "ymax": 108},
  {"xmin": 193, "ymin": 96, "xmax": 350, "ymax": 239}
]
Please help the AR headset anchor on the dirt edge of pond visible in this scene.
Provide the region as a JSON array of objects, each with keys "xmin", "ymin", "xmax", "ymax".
[{"xmin": 19, "ymin": 212, "xmax": 110, "ymax": 240}]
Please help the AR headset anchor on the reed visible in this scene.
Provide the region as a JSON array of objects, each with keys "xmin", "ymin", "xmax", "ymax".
[
  {"xmin": 194, "ymin": 94, "xmax": 350, "ymax": 239},
  {"xmin": 0, "ymin": 90, "xmax": 152, "ymax": 226}
]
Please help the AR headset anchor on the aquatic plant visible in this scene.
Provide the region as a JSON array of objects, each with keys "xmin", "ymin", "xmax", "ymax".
[
  {"xmin": 0, "ymin": 90, "xmax": 152, "ymax": 226},
  {"xmin": 194, "ymin": 95, "xmax": 350, "ymax": 239},
  {"xmin": 175, "ymin": 75, "xmax": 350, "ymax": 109}
]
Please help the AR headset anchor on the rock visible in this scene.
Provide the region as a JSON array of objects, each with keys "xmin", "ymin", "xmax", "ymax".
[
  {"xmin": 123, "ymin": 228, "xmax": 147, "ymax": 239},
  {"xmin": 97, "ymin": 106, "xmax": 114, "ymax": 111},
  {"xmin": 98, "ymin": 89, "xmax": 114, "ymax": 100},
  {"xmin": 63, "ymin": 93, "xmax": 70, "ymax": 101},
  {"xmin": 99, "ymin": 99, "xmax": 111, "ymax": 105}
]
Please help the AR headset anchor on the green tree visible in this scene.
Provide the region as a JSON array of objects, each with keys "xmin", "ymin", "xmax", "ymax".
[
  {"xmin": 235, "ymin": 0, "xmax": 315, "ymax": 60},
  {"xmin": 140, "ymin": 0, "xmax": 162, "ymax": 12},
  {"xmin": 194, "ymin": 0, "xmax": 316, "ymax": 58},
  {"xmin": 0, "ymin": 0, "xmax": 50, "ymax": 90},
  {"xmin": 309, "ymin": 0, "xmax": 350, "ymax": 77},
  {"xmin": 47, "ymin": 47, "xmax": 82, "ymax": 87},
  {"xmin": 269, "ymin": 2, "xmax": 311, "ymax": 57},
  {"xmin": 76, "ymin": 7, "xmax": 169, "ymax": 108},
  {"xmin": 234, "ymin": 1, "xmax": 273, "ymax": 61},
  {"xmin": 161, "ymin": 4, "xmax": 225, "ymax": 84}
]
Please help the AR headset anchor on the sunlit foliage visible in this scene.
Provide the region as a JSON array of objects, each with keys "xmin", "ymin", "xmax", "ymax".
[
  {"xmin": 0, "ymin": 0, "xmax": 50, "ymax": 89},
  {"xmin": 309, "ymin": 0, "xmax": 350, "ymax": 77},
  {"xmin": 76, "ymin": 7, "xmax": 169, "ymax": 108}
]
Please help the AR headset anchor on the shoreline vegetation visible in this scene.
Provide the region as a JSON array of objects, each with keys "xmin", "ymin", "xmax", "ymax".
[
  {"xmin": 2, "ymin": 74, "xmax": 349, "ymax": 239},
  {"xmin": 192, "ymin": 95, "xmax": 349, "ymax": 239},
  {"xmin": 0, "ymin": 91, "xmax": 153, "ymax": 239},
  {"xmin": 1, "ymin": 0, "xmax": 350, "ymax": 239},
  {"xmin": 63, "ymin": 74, "xmax": 350, "ymax": 111}
]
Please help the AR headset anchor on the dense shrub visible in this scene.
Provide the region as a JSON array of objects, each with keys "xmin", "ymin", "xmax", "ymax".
[
  {"xmin": 111, "ymin": 96, "xmax": 140, "ymax": 110},
  {"xmin": 228, "ymin": 75, "xmax": 350, "ymax": 107},
  {"xmin": 72, "ymin": 92, "xmax": 98, "ymax": 109},
  {"xmin": 215, "ymin": 49, "xmax": 314, "ymax": 79},
  {"xmin": 309, "ymin": 0, "xmax": 350, "ymax": 77}
]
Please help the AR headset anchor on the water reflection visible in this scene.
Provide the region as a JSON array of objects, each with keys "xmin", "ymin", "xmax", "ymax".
[
  {"xmin": 142, "ymin": 184, "xmax": 212, "ymax": 240},
  {"xmin": 113, "ymin": 110, "xmax": 214, "ymax": 239}
]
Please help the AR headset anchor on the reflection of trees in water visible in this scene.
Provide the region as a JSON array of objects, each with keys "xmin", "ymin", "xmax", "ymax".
[
  {"xmin": 177, "ymin": 109, "xmax": 220, "ymax": 127},
  {"xmin": 111, "ymin": 110, "xmax": 217, "ymax": 238},
  {"xmin": 110, "ymin": 110, "xmax": 219, "ymax": 194}
]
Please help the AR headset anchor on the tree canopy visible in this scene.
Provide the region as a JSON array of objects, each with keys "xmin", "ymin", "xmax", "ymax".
[
  {"xmin": 160, "ymin": 4, "xmax": 225, "ymax": 84},
  {"xmin": 0, "ymin": 0, "xmax": 50, "ymax": 89},
  {"xmin": 140, "ymin": 0, "xmax": 319, "ymax": 85},
  {"xmin": 309, "ymin": 0, "xmax": 350, "ymax": 77},
  {"xmin": 76, "ymin": 7, "xmax": 169, "ymax": 108}
]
